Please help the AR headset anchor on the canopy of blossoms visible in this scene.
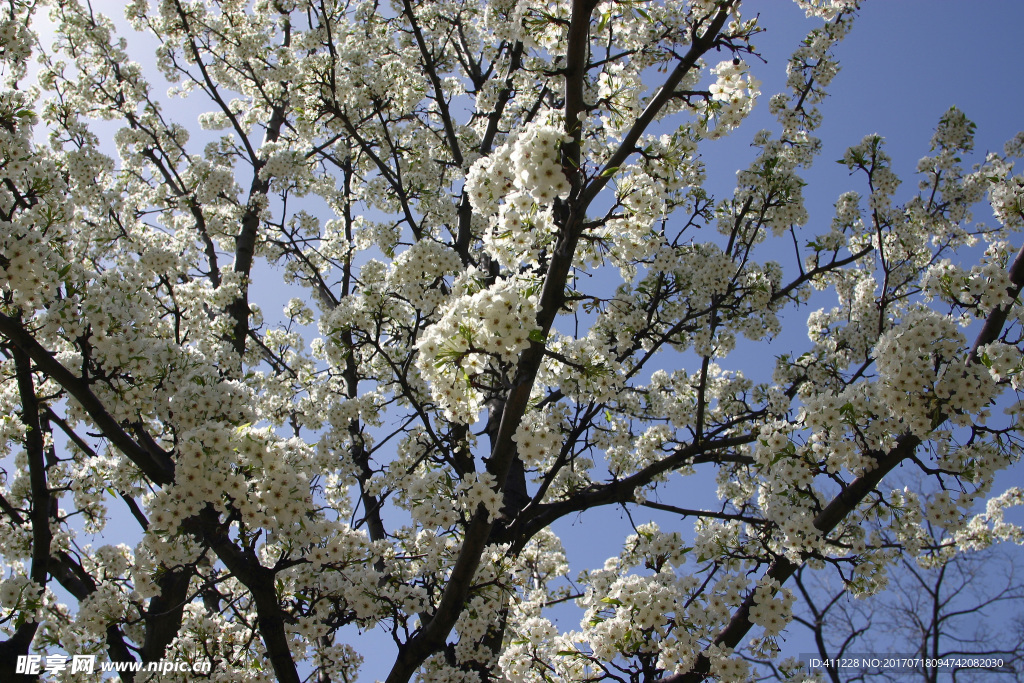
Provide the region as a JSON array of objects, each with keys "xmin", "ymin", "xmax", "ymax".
[{"xmin": 1, "ymin": 0, "xmax": 1022, "ymax": 682}]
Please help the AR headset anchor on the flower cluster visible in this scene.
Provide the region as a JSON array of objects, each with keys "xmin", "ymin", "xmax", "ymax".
[
  {"xmin": 697, "ymin": 59, "xmax": 760, "ymax": 138},
  {"xmin": 466, "ymin": 122, "xmax": 571, "ymax": 267},
  {"xmin": 923, "ymin": 244, "xmax": 1015, "ymax": 315},
  {"xmin": 747, "ymin": 577, "xmax": 795, "ymax": 638},
  {"xmin": 458, "ymin": 472, "xmax": 504, "ymax": 522},
  {"xmin": 416, "ymin": 274, "xmax": 540, "ymax": 422},
  {"xmin": 387, "ymin": 239, "xmax": 463, "ymax": 315},
  {"xmin": 874, "ymin": 310, "xmax": 972, "ymax": 436},
  {"xmin": 512, "ymin": 405, "xmax": 566, "ymax": 469},
  {"xmin": 709, "ymin": 60, "xmax": 758, "ymax": 103}
]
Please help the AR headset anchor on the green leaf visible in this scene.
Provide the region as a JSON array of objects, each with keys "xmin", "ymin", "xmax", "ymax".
[{"xmin": 528, "ymin": 328, "xmax": 546, "ymax": 343}]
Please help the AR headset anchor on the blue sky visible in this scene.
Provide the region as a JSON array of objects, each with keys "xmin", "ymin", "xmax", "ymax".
[{"xmin": 748, "ymin": 1, "xmax": 1024, "ymax": 215}]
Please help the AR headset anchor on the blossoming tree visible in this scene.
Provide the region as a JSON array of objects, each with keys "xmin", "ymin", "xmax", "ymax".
[{"xmin": 1, "ymin": 0, "xmax": 1023, "ymax": 681}]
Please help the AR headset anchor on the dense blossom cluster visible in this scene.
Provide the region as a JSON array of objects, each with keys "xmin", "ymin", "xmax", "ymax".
[
  {"xmin": 699, "ymin": 59, "xmax": 761, "ymax": 138},
  {"xmin": 416, "ymin": 273, "xmax": 540, "ymax": 422},
  {"xmin": 1, "ymin": 0, "xmax": 1023, "ymax": 682},
  {"xmin": 466, "ymin": 121, "xmax": 571, "ymax": 268}
]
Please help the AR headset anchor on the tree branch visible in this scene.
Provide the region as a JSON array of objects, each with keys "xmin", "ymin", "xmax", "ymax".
[{"xmin": 0, "ymin": 313, "xmax": 174, "ymax": 485}]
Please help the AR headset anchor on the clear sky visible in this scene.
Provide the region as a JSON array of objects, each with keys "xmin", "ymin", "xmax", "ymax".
[{"xmin": 707, "ymin": 1, "xmax": 1024, "ymax": 217}]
